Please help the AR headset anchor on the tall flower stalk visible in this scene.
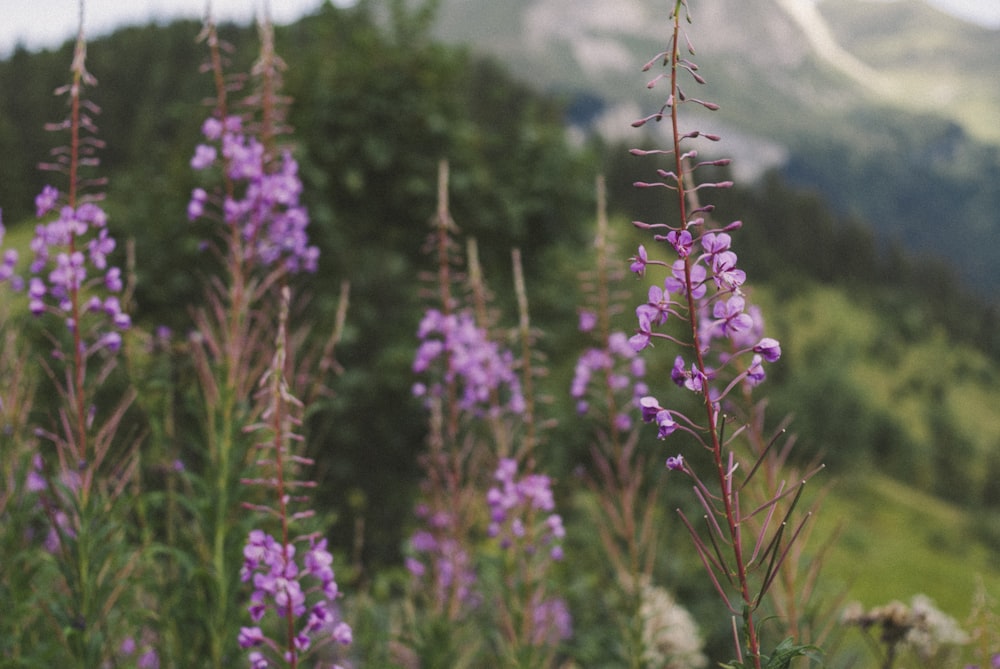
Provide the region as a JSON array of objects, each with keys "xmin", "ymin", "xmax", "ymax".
[
  {"xmin": 573, "ymin": 176, "xmax": 689, "ymax": 668},
  {"xmin": 0, "ymin": 5, "xmax": 138, "ymax": 665},
  {"xmin": 628, "ymin": 2, "xmax": 820, "ymax": 667},
  {"xmin": 403, "ymin": 163, "xmax": 501, "ymax": 666},
  {"xmin": 178, "ymin": 12, "xmax": 324, "ymax": 665},
  {"xmin": 238, "ymin": 287, "xmax": 352, "ymax": 668},
  {"xmin": 404, "ymin": 161, "xmax": 567, "ymax": 667}
]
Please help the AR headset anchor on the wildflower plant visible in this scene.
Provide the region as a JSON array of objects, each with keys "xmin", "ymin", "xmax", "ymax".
[
  {"xmin": 238, "ymin": 287, "xmax": 352, "ymax": 668},
  {"xmin": 406, "ymin": 162, "xmax": 493, "ymax": 620},
  {"xmin": 0, "ymin": 9, "xmax": 141, "ymax": 665},
  {"xmin": 572, "ymin": 176, "xmax": 692, "ymax": 668},
  {"xmin": 842, "ymin": 595, "xmax": 969, "ymax": 669},
  {"xmin": 627, "ymin": 1, "xmax": 821, "ymax": 666},
  {"xmin": 401, "ymin": 163, "xmax": 502, "ymax": 666},
  {"xmin": 403, "ymin": 162, "xmax": 567, "ymax": 667},
  {"xmin": 486, "ymin": 457, "xmax": 571, "ymax": 667},
  {"xmin": 148, "ymin": 11, "xmax": 340, "ymax": 665}
]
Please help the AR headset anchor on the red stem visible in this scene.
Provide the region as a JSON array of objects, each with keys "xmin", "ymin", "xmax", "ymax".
[
  {"xmin": 668, "ymin": 3, "xmax": 761, "ymax": 665},
  {"xmin": 68, "ymin": 35, "xmax": 89, "ymax": 503}
]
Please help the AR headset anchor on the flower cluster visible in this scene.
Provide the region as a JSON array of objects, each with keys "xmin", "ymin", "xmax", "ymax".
[
  {"xmin": 487, "ymin": 458, "xmax": 564, "ymax": 561},
  {"xmin": 842, "ymin": 595, "xmax": 969, "ymax": 664},
  {"xmin": 630, "ymin": 231, "xmax": 782, "ymax": 448},
  {"xmin": 412, "ymin": 309, "xmax": 525, "ymax": 416},
  {"xmin": 239, "ymin": 530, "xmax": 352, "ymax": 666},
  {"xmin": 0, "ymin": 188, "xmax": 130, "ymax": 354},
  {"xmin": 405, "ymin": 504, "xmax": 479, "ymax": 614},
  {"xmin": 487, "ymin": 458, "xmax": 571, "ymax": 650},
  {"xmin": 571, "ymin": 316, "xmax": 649, "ymax": 431},
  {"xmin": 529, "ymin": 594, "xmax": 573, "ymax": 648},
  {"xmin": 638, "ymin": 579, "xmax": 708, "ymax": 669},
  {"xmin": 188, "ymin": 114, "xmax": 318, "ymax": 274}
]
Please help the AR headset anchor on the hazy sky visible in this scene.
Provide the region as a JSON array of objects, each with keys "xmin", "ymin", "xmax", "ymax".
[
  {"xmin": 0, "ymin": 0, "xmax": 332, "ymax": 56},
  {"xmin": 1, "ymin": 0, "xmax": 998, "ymax": 56}
]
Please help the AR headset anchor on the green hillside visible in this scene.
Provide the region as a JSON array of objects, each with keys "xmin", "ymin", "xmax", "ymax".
[{"xmin": 817, "ymin": 473, "xmax": 1000, "ymax": 616}]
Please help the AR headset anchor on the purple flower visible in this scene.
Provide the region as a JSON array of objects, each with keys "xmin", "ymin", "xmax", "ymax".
[
  {"xmin": 240, "ymin": 529, "xmax": 351, "ymax": 660},
  {"xmin": 487, "ymin": 459, "xmax": 564, "ymax": 559},
  {"xmin": 665, "ymin": 259, "xmax": 707, "ymax": 298},
  {"xmin": 710, "ymin": 250, "xmax": 746, "ymax": 291},
  {"xmin": 753, "ymin": 337, "xmax": 781, "ymax": 362},
  {"xmin": 655, "ymin": 410, "xmax": 677, "ymax": 439},
  {"xmin": 187, "ymin": 188, "xmax": 208, "ymax": 221},
  {"xmin": 35, "ymin": 185, "xmax": 60, "ymax": 217},
  {"xmin": 629, "ymin": 308, "xmax": 654, "ymax": 351},
  {"xmin": 21, "ymin": 197, "xmax": 130, "ymax": 350},
  {"xmin": 745, "ymin": 354, "xmax": 766, "ymax": 387},
  {"xmin": 712, "ymin": 295, "xmax": 754, "ymax": 339},
  {"xmin": 670, "ymin": 355, "xmax": 687, "ymax": 387},
  {"xmin": 412, "ymin": 309, "xmax": 525, "ymax": 415},
  {"xmin": 119, "ymin": 637, "xmax": 137, "ymax": 656},
  {"xmin": 137, "ymin": 650, "xmax": 159, "ymax": 669},
  {"xmin": 104, "ymin": 267, "xmax": 123, "ymax": 292},
  {"xmin": 643, "ymin": 283, "xmax": 673, "ymax": 326},
  {"xmin": 666, "ymin": 229, "xmax": 693, "ymax": 257},
  {"xmin": 333, "ymin": 621, "xmax": 353, "ymax": 646},
  {"xmin": 572, "ymin": 330, "xmax": 646, "ymax": 426},
  {"xmin": 190, "ymin": 144, "xmax": 217, "ymax": 170},
  {"xmin": 640, "ymin": 396, "xmax": 662, "ymax": 423},
  {"xmin": 701, "ymin": 231, "xmax": 731, "ymax": 255},
  {"xmin": 630, "ymin": 244, "xmax": 648, "ymax": 275},
  {"xmin": 531, "ymin": 597, "xmax": 573, "ymax": 646},
  {"xmin": 238, "ymin": 627, "xmax": 265, "ymax": 648},
  {"xmin": 666, "ymin": 454, "xmax": 684, "ymax": 470}
]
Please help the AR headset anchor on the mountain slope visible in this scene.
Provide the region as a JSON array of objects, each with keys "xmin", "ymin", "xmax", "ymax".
[{"xmin": 431, "ymin": 0, "xmax": 1000, "ymax": 299}]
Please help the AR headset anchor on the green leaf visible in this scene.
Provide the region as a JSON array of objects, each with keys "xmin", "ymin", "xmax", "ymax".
[{"xmin": 763, "ymin": 637, "xmax": 823, "ymax": 669}]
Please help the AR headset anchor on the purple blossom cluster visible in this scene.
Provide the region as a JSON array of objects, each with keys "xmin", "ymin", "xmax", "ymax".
[
  {"xmin": 239, "ymin": 530, "xmax": 352, "ymax": 666},
  {"xmin": 0, "ymin": 188, "xmax": 130, "ymax": 354},
  {"xmin": 486, "ymin": 458, "xmax": 565, "ymax": 561},
  {"xmin": 571, "ymin": 314, "xmax": 649, "ymax": 431},
  {"xmin": 530, "ymin": 594, "xmax": 574, "ymax": 648},
  {"xmin": 404, "ymin": 504, "xmax": 479, "ymax": 613},
  {"xmin": 188, "ymin": 115, "xmax": 318, "ymax": 274},
  {"xmin": 487, "ymin": 458, "xmax": 572, "ymax": 648},
  {"xmin": 628, "ymin": 230, "xmax": 782, "ymax": 448},
  {"xmin": 412, "ymin": 309, "xmax": 525, "ymax": 416}
]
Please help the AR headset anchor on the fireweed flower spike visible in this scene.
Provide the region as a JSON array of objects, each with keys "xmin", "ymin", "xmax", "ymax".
[
  {"xmin": 187, "ymin": 14, "xmax": 318, "ymax": 278},
  {"xmin": 412, "ymin": 308, "xmax": 525, "ymax": 416},
  {"xmin": 0, "ymin": 10, "xmax": 143, "ymax": 666},
  {"xmin": 628, "ymin": 2, "xmax": 818, "ymax": 668},
  {"xmin": 239, "ymin": 288, "xmax": 351, "ymax": 667},
  {"xmin": 8, "ymin": 1, "xmax": 134, "ymax": 512},
  {"xmin": 486, "ymin": 458, "xmax": 572, "ymax": 658},
  {"xmin": 188, "ymin": 115, "xmax": 319, "ymax": 274}
]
